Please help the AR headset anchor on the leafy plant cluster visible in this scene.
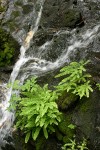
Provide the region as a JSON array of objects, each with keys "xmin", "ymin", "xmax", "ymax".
[
  {"xmin": 10, "ymin": 77, "xmax": 61, "ymax": 143},
  {"xmin": 9, "ymin": 60, "xmax": 93, "ymax": 144},
  {"xmin": 0, "ymin": 28, "xmax": 15, "ymax": 67},
  {"xmin": 55, "ymin": 60, "xmax": 93, "ymax": 99},
  {"xmin": 62, "ymin": 138, "xmax": 88, "ymax": 150}
]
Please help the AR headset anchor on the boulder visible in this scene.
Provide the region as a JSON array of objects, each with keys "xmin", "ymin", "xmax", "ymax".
[{"xmin": 40, "ymin": 0, "xmax": 84, "ymax": 28}]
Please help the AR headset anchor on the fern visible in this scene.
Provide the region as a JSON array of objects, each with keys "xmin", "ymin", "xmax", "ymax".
[
  {"xmin": 9, "ymin": 77, "xmax": 61, "ymax": 142},
  {"xmin": 96, "ymin": 83, "xmax": 100, "ymax": 90},
  {"xmin": 72, "ymin": 81, "xmax": 93, "ymax": 99},
  {"xmin": 62, "ymin": 138, "xmax": 88, "ymax": 150},
  {"xmin": 55, "ymin": 60, "xmax": 93, "ymax": 99}
]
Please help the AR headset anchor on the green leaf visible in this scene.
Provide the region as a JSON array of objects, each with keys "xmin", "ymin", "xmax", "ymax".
[
  {"xmin": 25, "ymin": 120, "xmax": 35, "ymax": 128},
  {"xmin": 32, "ymin": 127, "xmax": 41, "ymax": 140},
  {"xmin": 40, "ymin": 118, "xmax": 46, "ymax": 127},
  {"xmin": 68, "ymin": 124, "xmax": 76, "ymax": 130},
  {"xmin": 25, "ymin": 132, "xmax": 31, "ymax": 143},
  {"xmin": 49, "ymin": 126, "xmax": 55, "ymax": 132},
  {"xmin": 96, "ymin": 83, "xmax": 100, "ymax": 90},
  {"xmin": 43, "ymin": 127, "xmax": 48, "ymax": 139}
]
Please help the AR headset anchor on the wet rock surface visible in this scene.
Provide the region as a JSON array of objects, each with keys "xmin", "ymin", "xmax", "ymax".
[
  {"xmin": 72, "ymin": 89, "xmax": 100, "ymax": 150},
  {"xmin": 0, "ymin": 28, "xmax": 20, "ymax": 83},
  {"xmin": 40, "ymin": 0, "xmax": 84, "ymax": 28},
  {"xmin": 0, "ymin": 0, "xmax": 100, "ymax": 150}
]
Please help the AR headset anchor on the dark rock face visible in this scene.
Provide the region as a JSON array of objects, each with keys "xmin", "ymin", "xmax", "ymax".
[
  {"xmin": 0, "ymin": 0, "xmax": 84, "ymax": 44},
  {"xmin": 40, "ymin": 0, "xmax": 84, "ymax": 28},
  {"xmin": 0, "ymin": 28, "xmax": 20, "ymax": 82},
  {"xmin": 72, "ymin": 90, "xmax": 100, "ymax": 150},
  {"xmin": 0, "ymin": 0, "xmax": 100, "ymax": 150}
]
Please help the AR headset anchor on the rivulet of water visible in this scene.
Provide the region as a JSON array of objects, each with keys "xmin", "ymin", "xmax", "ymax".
[
  {"xmin": 0, "ymin": 0, "xmax": 45, "ymax": 147},
  {"xmin": 0, "ymin": 0, "xmax": 100, "ymax": 148}
]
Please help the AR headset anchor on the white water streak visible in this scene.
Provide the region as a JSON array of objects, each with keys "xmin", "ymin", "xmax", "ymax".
[
  {"xmin": 26, "ymin": 25, "xmax": 100, "ymax": 74},
  {"xmin": 0, "ymin": 0, "xmax": 45, "ymax": 144},
  {"xmin": 0, "ymin": 0, "xmax": 99, "ymax": 145}
]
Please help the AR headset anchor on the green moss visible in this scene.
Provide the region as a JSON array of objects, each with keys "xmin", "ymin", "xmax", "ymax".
[
  {"xmin": 58, "ymin": 92, "xmax": 78, "ymax": 110},
  {"xmin": 13, "ymin": 131, "xmax": 29, "ymax": 150},
  {"xmin": 35, "ymin": 136, "xmax": 46, "ymax": 150},
  {"xmin": 55, "ymin": 129, "xmax": 63, "ymax": 141},
  {"xmin": 22, "ymin": 5, "xmax": 33, "ymax": 14},
  {"xmin": 80, "ymin": 103, "xmax": 89, "ymax": 112},
  {"xmin": 5, "ymin": 20, "xmax": 19, "ymax": 32},
  {"xmin": 78, "ymin": 98, "xmax": 92, "ymax": 112},
  {"xmin": 11, "ymin": 11, "xmax": 20, "ymax": 18},
  {"xmin": 63, "ymin": 9, "xmax": 81, "ymax": 27},
  {"xmin": 0, "ymin": 6, "xmax": 5, "ymax": 12},
  {"xmin": 0, "ymin": 0, "xmax": 5, "ymax": 13},
  {"xmin": 0, "ymin": 28, "xmax": 19, "ymax": 67},
  {"xmin": 58, "ymin": 113, "xmax": 75, "ymax": 143},
  {"xmin": 14, "ymin": 0, "xmax": 23, "ymax": 6}
]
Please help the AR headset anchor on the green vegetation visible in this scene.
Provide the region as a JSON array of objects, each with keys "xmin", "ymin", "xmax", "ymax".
[
  {"xmin": 62, "ymin": 138, "xmax": 88, "ymax": 150},
  {"xmin": 58, "ymin": 114, "xmax": 75, "ymax": 143},
  {"xmin": 55, "ymin": 60, "xmax": 93, "ymax": 99},
  {"xmin": 96, "ymin": 83, "xmax": 100, "ymax": 90},
  {"xmin": 11, "ymin": 11, "xmax": 20, "ymax": 18},
  {"xmin": 9, "ymin": 77, "xmax": 61, "ymax": 143},
  {"xmin": 68, "ymin": 124, "xmax": 76, "ymax": 130},
  {"xmin": 0, "ymin": 28, "xmax": 15, "ymax": 67},
  {"xmin": 0, "ymin": 0, "xmax": 5, "ymax": 13},
  {"xmin": 8, "ymin": 60, "xmax": 93, "ymax": 147}
]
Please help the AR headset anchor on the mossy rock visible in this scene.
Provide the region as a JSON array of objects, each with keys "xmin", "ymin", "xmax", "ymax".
[
  {"xmin": 0, "ymin": 0, "xmax": 6, "ymax": 13},
  {"xmin": 58, "ymin": 113, "xmax": 75, "ymax": 143},
  {"xmin": 35, "ymin": 134, "xmax": 61, "ymax": 150},
  {"xmin": 33, "ymin": 30, "xmax": 54, "ymax": 47},
  {"xmin": 6, "ymin": 20, "xmax": 19, "ymax": 32},
  {"xmin": 35, "ymin": 135, "xmax": 46, "ymax": 150},
  {"xmin": 55, "ymin": 129, "xmax": 63, "ymax": 141},
  {"xmin": 40, "ymin": 0, "xmax": 84, "ymax": 29},
  {"xmin": 0, "ymin": 6, "xmax": 5, "ymax": 12},
  {"xmin": 62, "ymin": 9, "xmax": 83, "ymax": 28},
  {"xmin": 14, "ymin": 0, "xmax": 23, "ymax": 6},
  {"xmin": 11, "ymin": 130, "xmax": 35, "ymax": 150},
  {"xmin": 57, "ymin": 91, "xmax": 78, "ymax": 110},
  {"xmin": 22, "ymin": 5, "xmax": 33, "ymax": 14},
  {"xmin": 0, "ymin": 28, "xmax": 20, "ymax": 67},
  {"xmin": 11, "ymin": 11, "xmax": 20, "ymax": 18}
]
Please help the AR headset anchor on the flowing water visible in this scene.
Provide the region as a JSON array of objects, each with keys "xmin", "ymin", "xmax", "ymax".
[
  {"xmin": 0, "ymin": 0, "xmax": 100, "ymax": 149},
  {"xmin": 0, "ymin": 0, "xmax": 45, "ymax": 148}
]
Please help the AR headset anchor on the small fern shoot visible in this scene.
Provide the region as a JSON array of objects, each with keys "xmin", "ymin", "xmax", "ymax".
[{"xmin": 96, "ymin": 83, "xmax": 100, "ymax": 90}]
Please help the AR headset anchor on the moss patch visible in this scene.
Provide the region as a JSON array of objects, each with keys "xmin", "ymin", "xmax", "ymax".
[
  {"xmin": 35, "ymin": 135, "xmax": 46, "ymax": 150},
  {"xmin": 0, "ymin": 0, "xmax": 5, "ymax": 13},
  {"xmin": 22, "ymin": 5, "xmax": 33, "ymax": 14},
  {"xmin": 11, "ymin": 11, "xmax": 20, "ymax": 18},
  {"xmin": 62, "ymin": 9, "xmax": 82, "ymax": 28},
  {"xmin": 57, "ymin": 91, "xmax": 78, "ymax": 110},
  {"xmin": 0, "ymin": 28, "xmax": 20, "ymax": 67},
  {"xmin": 58, "ymin": 113, "xmax": 75, "ymax": 143},
  {"xmin": 14, "ymin": 0, "xmax": 23, "ymax": 6}
]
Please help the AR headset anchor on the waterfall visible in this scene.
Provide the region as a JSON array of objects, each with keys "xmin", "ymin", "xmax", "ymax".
[
  {"xmin": 0, "ymin": 0, "xmax": 45, "ymax": 147},
  {"xmin": 0, "ymin": 0, "xmax": 100, "ymax": 149}
]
